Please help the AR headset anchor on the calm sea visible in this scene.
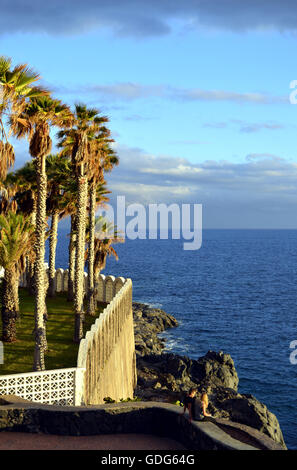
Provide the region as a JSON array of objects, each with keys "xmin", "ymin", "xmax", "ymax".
[{"xmin": 48, "ymin": 228, "xmax": 297, "ymax": 449}]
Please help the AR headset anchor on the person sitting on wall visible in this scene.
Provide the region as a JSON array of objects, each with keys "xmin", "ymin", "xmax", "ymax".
[
  {"xmin": 183, "ymin": 388, "xmax": 212, "ymax": 422},
  {"xmin": 183, "ymin": 388, "xmax": 198, "ymax": 422},
  {"xmin": 200, "ymin": 391, "xmax": 212, "ymax": 418}
]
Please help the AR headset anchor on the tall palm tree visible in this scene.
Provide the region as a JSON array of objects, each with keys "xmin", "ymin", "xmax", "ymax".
[
  {"xmin": 1, "ymin": 57, "xmax": 48, "ymax": 306},
  {"xmin": 5, "ymin": 162, "xmax": 38, "ymax": 292},
  {"xmin": 58, "ymin": 103, "xmax": 104, "ymax": 342},
  {"xmin": 68, "ymin": 214, "xmax": 77, "ymax": 301},
  {"xmin": 46, "ymin": 154, "xmax": 72, "ymax": 297},
  {"xmin": 10, "ymin": 95, "xmax": 73, "ymax": 370},
  {"xmin": 0, "ymin": 56, "xmax": 47, "ymax": 183},
  {"xmin": 0, "ymin": 187, "xmax": 26, "ymax": 315},
  {"xmin": 58, "ymin": 179, "xmax": 78, "ymax": 302},
  {"xmin": 60, "ymin": 180, "xmax": 109, "ymax": 303},
  {"xmin": 0, "ymin": 211, "xmax": 35, "ymax": 342},
  {"xmin": 87, "ymin": 127, "xmax": 119, "ymax": 315}
]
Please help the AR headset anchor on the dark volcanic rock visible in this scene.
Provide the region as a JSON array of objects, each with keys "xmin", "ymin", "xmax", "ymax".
[
  {"xmin": 214, "ymin": 393, "xmax": 285, "ymax": 447},
  {"xmin": 133, "ymin": 301, "xmax": 286, "ymax": 448},
  {"xmin": 136, "ymin": 351, "xmax": 239, "ymax": 402},
  {"xmin": 190, "ymin": 350, "xmax": 239, "ymax": 391},
  {"xmin": 133, "ymin": 302, "xmax": 178, "ymax": 356}
]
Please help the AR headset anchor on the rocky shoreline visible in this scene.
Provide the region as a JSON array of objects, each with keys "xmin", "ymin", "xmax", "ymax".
[{"xmin": 133, "ymin": 302, "xmax": 286, "ymax": 448}]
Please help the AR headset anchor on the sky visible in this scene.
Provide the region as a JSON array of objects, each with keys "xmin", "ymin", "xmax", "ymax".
[{"xmin": 2, "ymin": 0, "xmax": 297, "ymax": 228}]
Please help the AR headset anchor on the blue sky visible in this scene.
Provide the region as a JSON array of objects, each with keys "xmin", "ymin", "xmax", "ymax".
[{"xmin": 2, "ymin": 1, "xmax": 297, "ymax": 228}]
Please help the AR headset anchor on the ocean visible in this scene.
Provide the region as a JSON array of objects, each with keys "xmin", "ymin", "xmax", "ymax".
[{"xmin": 49, "ymin": 228, "xmax": 297, "ymax": 449}]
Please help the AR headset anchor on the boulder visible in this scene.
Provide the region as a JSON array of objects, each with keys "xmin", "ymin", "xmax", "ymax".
[
  {"xmin": 137, "ymin": 350, "xmax": 238, "ymax": 396},
  {"xmin": 190, "ymin": 350, "xmax": 239, "ymax": 391},
  {"xmin": 213, "ymin": 393, "xmax": 286, "ymax": 448},
  {"xmin": 133, "ymin": 302, "xmax": 178, "ymax": 356}
]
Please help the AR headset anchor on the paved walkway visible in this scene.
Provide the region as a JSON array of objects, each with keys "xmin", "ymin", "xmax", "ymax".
[{"xmin": 0, "ymin": 432, "xmax": 185, "ymax": 450}]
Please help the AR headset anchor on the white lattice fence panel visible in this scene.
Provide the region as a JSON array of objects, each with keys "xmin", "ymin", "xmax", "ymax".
[{"xmin": 0, "ymin": 368, "xmax": 78, "ymax": 406}]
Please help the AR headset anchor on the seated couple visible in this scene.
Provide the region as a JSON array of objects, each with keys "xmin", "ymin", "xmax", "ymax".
[{"xmin": 183, "ymin": 388, "xmax": 212, "ymax": 422}]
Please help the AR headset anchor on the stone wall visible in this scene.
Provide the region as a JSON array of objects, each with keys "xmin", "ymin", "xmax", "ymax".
[
  {"xmin": 0, "ymin": 397, "xmax": 285, "ymax": 450},
  {"xmin": 77, "ymin": 278, "xmax": 137, "ymax": 404}
]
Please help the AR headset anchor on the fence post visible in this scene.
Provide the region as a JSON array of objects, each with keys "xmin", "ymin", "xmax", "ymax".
[
  {"xmin": 74, "ymin": 367, "xmax": 86, "ymax": 405},
  {"xmin": 0, "ymin": 341, "xmax": 3, "ymax": 365}
]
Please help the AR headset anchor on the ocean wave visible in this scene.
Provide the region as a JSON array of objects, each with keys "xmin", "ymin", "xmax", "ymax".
[{"xmin": 134, "ymin": 299, "xmax": 163, "ymax": 308}]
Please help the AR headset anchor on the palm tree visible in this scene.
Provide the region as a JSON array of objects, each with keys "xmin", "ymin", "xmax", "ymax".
[
  {"xmin": 0, "ymin": 56, "xmax": 47, "ymax": 183},
  {"xmin": 85, "ymin": 183, "xmax": 110, "ymax": 313},
  {"xmin": 0, "ymin": 174, "xmax": 20, "ymax": 215},
  {"xmin": 57, "ymin": 103, "xmax": 104, "ymax": 342},
  {"xmin": 61, "ymin": 180, "xmax": 109, "ymax": 303},
  {"xmin": 0, "ymin": 211, "xmax": 35, "ymax": 342},
  {"xmin": 1, "ymin": 57, "xmax": 48, "ymax": 308},
  {"xmin": 7, "ymin": 161, "xmax": 38, "ymax": 221},
  {"xmin": 46, "ymin": 154, "xmax": 72, "ymax": 297},
  {"xmin": 68, "ymin": 214, "xmax": 77, "ymax": 301},
  {"xmin": 87, "ymin": 127, "xmax": 119, "ymax": 315},
  {"xmin": 10, "ymin": 95, "xmax": 73, "ymax": 370},
  {"xmin": 88, "ymin": 216, "xmax": 123, "ymax": 309},
  {"xmin": 0, "ymin": 187, "xmax": 25, "ymax": 315},
  {"xmin": 58, "ymin": 180, "xmax": 78, "ymax": 302},
  {"xmin": 5, "ymin": 162, "xmax": 38, "ymax": 292}
]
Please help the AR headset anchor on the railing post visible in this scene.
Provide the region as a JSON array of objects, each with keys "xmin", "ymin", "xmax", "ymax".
[
  {"xmin": 74, "ymin": 367, "xmax": 86, "ymax": 405},
  {"xmin": 0, "ymin": 341, "xmax": 3, "ymax": 365}
]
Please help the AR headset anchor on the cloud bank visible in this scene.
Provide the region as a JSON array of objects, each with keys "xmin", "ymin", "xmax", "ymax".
[
  {"xmin": 10, "ymin": 140, "xmax": 297, "ymax": 228},
  {"xmin": 107, "ymin": 145, "xmax": 297, "ymax": 228},
  {"xmin": 2, "ymin": 1, "xmax": 297, "ymax": 38}
]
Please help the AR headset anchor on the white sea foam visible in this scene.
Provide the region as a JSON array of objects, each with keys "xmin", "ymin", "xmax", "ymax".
[{"xmin": 136, "ymin": 299, "xmax": 163, "ymax": 308}]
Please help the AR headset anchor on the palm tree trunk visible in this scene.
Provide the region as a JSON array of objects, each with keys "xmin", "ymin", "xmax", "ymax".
[
  {"xmin": 67, "ymin": 214, "xmax": 76, "ymax": 301},
  {"xmin": 48, "ymin": 209, "xmax": 59, "ymax": 297},
  {"xmin": 12, "ymin": 275, "xmax": 20, "ymax": 320},
  {"xmin": 27, "ymin": 196, "xmax": 37, "ymax": 293},
  {"xmin": 74, "ymin": 170, "xmax": 88, "ymax": 343},
  {"xmin": 93, "ymin": 268, "xmax": 99, "ymax": 310},
  {"xmin": 32, "ymin": 197, "xmax": 37, "ymax": 226},
  {"xmin": 87, "ymin": 184, "xmax": 96, "ymax": 315},
  {"xmin": 1, "ymin": 268, "xmax": 18, "ymax": 342},
  {"xmin": 33, "ymin": 152, "xmax": 47, "ymax": 371}
]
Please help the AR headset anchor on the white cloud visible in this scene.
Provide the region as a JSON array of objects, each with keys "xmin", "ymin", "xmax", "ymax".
[
  {"xmin": 204, "ymin": 120, "xmax": 287, "ymax": 133},
  {"xmin": 172, "ymin": 89, "xmax": 287, "ymax": 104},
  {"xmin": 140, "ymin": 164, "xmax": 203, "ymax": 176},
  {"xmin": 86, "ymin": 83, "xmax": 166, "ymax": 101},
  {"xmin": 73, "ymin": 82, "xmax": 286, "ymax": 105}
]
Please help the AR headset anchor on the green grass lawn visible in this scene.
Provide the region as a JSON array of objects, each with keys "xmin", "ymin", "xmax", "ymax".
[{"xmin": 0, "ymin": 288, "xmax": 106, "ymax": 375}]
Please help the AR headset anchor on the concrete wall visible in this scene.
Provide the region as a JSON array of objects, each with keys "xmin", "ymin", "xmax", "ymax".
[
  {"xmin": 0, "ymin": 397, "xmax": 285, "ymax": 450},
  {"xmin": 77, "ymin": 278, "xmax": 137, "ymax": 405}
]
